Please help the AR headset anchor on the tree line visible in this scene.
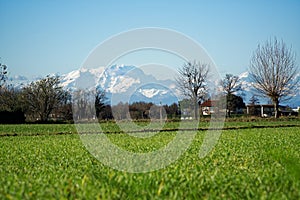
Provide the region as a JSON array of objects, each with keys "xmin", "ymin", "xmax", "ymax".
[
  {"xmin": 0, "ymin": 72, "xmax": 181, "ymax": 123},
  {"xmin": 0, "ymin": 37, "xmax": 298, "ymax": 122}
]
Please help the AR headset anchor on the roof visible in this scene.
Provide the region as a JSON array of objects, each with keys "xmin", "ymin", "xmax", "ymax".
[{"xmin": 200, "ymin": 100, "xmax": 219, "ymax": 107}]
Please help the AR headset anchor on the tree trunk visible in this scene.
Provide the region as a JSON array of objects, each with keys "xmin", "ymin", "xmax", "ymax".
[
  {"xmin": 199, "ymin": 105, "xmax": 203, "ymax": 118},
  {"xmin": 39, "ymin": 112, "xmax": 48, "ymax": 122},
  {"xmin": 227, "ymin": 108, "xmax": 231, "ymax": 118},
  {"xmin": 226, "ymin": 94, "xmax": 230, "ymax": 118},
  {"xmin": 274, "ymin": 99, "xmax": 279, "ymax": 118},
  {"xmin": 194, "ymin": 100, "xmax": 199, "ymax": 120}
]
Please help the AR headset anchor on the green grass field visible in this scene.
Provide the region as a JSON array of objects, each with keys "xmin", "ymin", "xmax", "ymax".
[{"xmin": 0, "ymin": 121, "xmax": 299, "ymax": 199}]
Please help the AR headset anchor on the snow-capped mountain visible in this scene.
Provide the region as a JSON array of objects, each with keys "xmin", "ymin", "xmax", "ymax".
[
  {"xmin": 7, "ymin": 75, "xmax": 43, "ymax": 88},
  {"xmin": 61, "ymin": 67, "xmax": 105, "ymax": 89},
  {"xmin": 9, "ymin": 65, "xmax": 300, "ymax": 107},
  {"xmin": 60, "ymin": 65, "xmax": 179, "ymax": 105}
]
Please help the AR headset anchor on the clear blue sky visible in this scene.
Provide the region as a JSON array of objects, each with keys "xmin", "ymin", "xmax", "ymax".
[{"xmin": 1, "ymin": 0, "xmax": 300, "ymax": 77}]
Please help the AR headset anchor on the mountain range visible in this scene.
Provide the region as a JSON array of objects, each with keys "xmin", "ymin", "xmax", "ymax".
[{"xmin": 9, "ymin": 65, "xmax": 300, "ymax": 108}]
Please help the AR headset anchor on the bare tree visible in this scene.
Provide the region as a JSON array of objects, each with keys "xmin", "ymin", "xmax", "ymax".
[
  {"xmin": 220, "ymin": 74, "xmax": 242, "ymax": 117},
  {"xmin": 52, "ymin": 89, "xmax": 73, "ymax": 121},
  {"xmin": 95, "ymin": 86, "xmax": 108, "ymax": 119},
  {"xmin": 220, "ymin": 74, "xmax": 241, "ymax": 95},
  {"xmin": 23, "ymin": 75, "xmax": 66, "ymax": 122},
  {"xmin": 0, "ymin": 86, "xmax": 23, "ymax": 112},
  {"xmin": 248, "ymin": 95, "xmax": 260, "ymax": 105},
  {"xmin": 249, "ymin": 38, "xmax": 299, "ymax": 118},
  {"xmin": 72, "ymin": 89, "xmax": 94, "ymax": 120},
  {"xmin": 112, "ymin": 102, "xmax": 130, "ymax": 120},
  {"xmin": 248, "ymin": 95, "xmax": 260, "ymax": 116},
  {"xmin": 72, "ymin": 87, "xmax": 108, "ymax": 121},
  {"xmin": 176, "ymin": 61, "xmax": 209, "ymax": 120}
]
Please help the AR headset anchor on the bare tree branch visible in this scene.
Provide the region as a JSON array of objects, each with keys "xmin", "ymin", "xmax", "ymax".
[
  {"xmin": 23, "ymin": 76, "xmax": 66, "ymax": 121},
  {"xmin": 249, "ymin": 37, "xmax": 299, "ymax": 118},
  {"xmin": 220, "ymin": 74, "xmax": 242, "ymax": 117},
  {"xmin": 176, "ymin": 61, "xmax": 209, "ymax": 119}
]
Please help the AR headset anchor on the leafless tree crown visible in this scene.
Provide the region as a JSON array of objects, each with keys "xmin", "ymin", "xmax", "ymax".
[
  {"xmin": 249, "ymin": 37, "xmax": 299, "ymax": 118},
  {"xmin": 249, "ymin": 38, "xmax": 298, "ymax": 102},
  {"xmin": 176, "ymin": 61, "xmax": 209, "ymax": 103},
  {"xmin": 220, "ymin": 74, "xmax": 241, "ymax": 95},
  {"xmin": 23, "ymin": 76, "xmax": 66, "ymax": 121}
]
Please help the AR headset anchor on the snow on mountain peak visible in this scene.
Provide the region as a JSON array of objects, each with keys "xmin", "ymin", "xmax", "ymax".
[
  {"xmin": 104, "ymin": 64, "xmax": 135, "ymax": 76},
  {"xmin": 138, "ymin": 88, "xmax": 168, "ymax": 98},
  {"xmin": 106, "ymin": 75, "xmax": 140, "ymax": 93},
  {"xmin": 60, "ymin": 66, "xmax": 105, "ymax": 89}
]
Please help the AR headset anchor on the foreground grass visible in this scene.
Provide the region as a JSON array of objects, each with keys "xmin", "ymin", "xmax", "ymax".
[{"xmin": 0, "ymin": 125, "xmax": 299, "ymax": 199}]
